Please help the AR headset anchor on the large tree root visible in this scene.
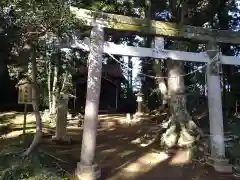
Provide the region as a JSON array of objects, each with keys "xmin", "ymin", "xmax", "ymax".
[
  {"xmin": 160, "ymin": 119, "xmax": 202, "ymax": 148},
  {"xmin": 22, "ymin": 131, "xmax": 42, "ymax": 157},
  {"xmin": 134, "ymin": 114, "xmax": 203, "ymax": 151}
]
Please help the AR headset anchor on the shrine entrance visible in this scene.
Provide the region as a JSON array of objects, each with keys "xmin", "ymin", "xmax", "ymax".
[{"xmin": 64, "ymin": 6, "xmax": 240, "ymax": 179}]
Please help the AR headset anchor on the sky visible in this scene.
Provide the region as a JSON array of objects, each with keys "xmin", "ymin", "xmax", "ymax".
[{"xmin": 121, "ymin": 0, "xmax": 240, "ymax": 91}]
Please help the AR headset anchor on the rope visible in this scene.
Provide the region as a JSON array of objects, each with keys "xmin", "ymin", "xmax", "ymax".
[{"xmin": 106, "ymin": 52, "xmax": 220, "ymax": 79}]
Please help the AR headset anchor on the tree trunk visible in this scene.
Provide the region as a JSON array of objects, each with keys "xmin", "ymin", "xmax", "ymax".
[
  {"xmin": 155, "ymin": 62, "xmax": 168, "ymax": 107},
  {"xmin": 23, "ymin": 46, "xmax": 43, "ymax": 156},
  {"xmin": 48, "ymin": 60, "xmax": 52, "ymax": 112},
  {"xmin": 161, "ymin": 59, "xmax": 197, "ymax": 147},
  {"xmin": 0, "ymin": 56, "xmax": 14, "ymax": 107},
  {"xmin": 161, "ymin": 3, "xmax": 200, "ymax": 148},
  {"xmin": 60, "ymin": 71, "xmax": 69, "ymax": 93},
  {"xmin": 127, "ymin": 56, "xmax": 133, "ymax": 90},
  {"xmin": 51, "ymin": 52, "xmax": 60, "ymax": 114},
  {"xmin": 152, "ymin": 37, "xmax": 168, "ymax": 108},
  {"xmin": 222, "ymin": 72, "xmax": 227, "ymax": 117}
]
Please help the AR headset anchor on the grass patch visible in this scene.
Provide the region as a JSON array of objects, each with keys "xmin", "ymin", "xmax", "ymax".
[
  {"xmin": 0, "ymin": 149, "xmax": 69, "ymax": 180},
  {"xmin": 0, "ymin": 133, "xmax": 69, "ymax": 180}
]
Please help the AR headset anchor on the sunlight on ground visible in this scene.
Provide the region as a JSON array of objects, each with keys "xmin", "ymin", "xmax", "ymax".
[
  {"xmin": 108, "ymin": 151, "xmax": 169, "ymax": 179},
  {"xmin": 11, "ymin": 114, "xmax": 36, "ymax": 124},
  {"xmin": 2, "ymin": 128, "xmax": 50, "ymax": 139},
  {"xmin": 0, "ymin": 111, "xmax": 17, "ymax": 118},
  {"xmin": 169, "ymin": 149, "xmax": 191, "ymax": 165},
  {"xmin": 107, "ymin": 149, "xmax": 192, "ymax": 180},
  {"xmin": 99, "ymin": 115, "xmax": 126, "ymax": 121},
  {"xmin": 101, "ymin": 148, "xmax": 118, "ymax": 154},
  {"xmin": 118, "ymin": 150, "xmax": 135, "ymax": 157},
  {"xmin": 123, "ymin": 152, "xmax": 169, "ymax": 172},
  {"xmin": 4, "ymin": 129, "xmax": 35, "ymax": 138}
]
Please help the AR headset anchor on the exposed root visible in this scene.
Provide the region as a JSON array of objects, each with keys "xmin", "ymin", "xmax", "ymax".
[
  {"xmin": 39, "ymin": 150, "xmax": 67, "ymax": 163},
  {"xmin": 54, "ymin": 162, "xmax": 71, "ymax": 176},
  {"xmin": 178, "ymin": 125, "xmax": 196, "ymax": 147},
  {"xmin": 161, "ymin": 123, "xmax": 179, "ymax": 148},
  {"xmin": 160, "ymin": 118, "xmax": 201, "ymax": 148},
  {"xmin": 22, "ymin": 131, "xmax": 42, "ymax": 157},
  {"xmin": 136, "ymin": 112, "xmax": 202, "ymax": 151},
  {"xmin": 139, "ymin": 129, "xmax": 159, "ymax": 147}
]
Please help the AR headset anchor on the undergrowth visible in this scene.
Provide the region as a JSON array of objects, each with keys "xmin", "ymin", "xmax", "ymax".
[
  {"xmin": 0, "ymin": 133, "xmax": 69, "ymax": 180},
  {"xmin": 0, "ymin": 150, "xmax": 69, "ymax": 180}
]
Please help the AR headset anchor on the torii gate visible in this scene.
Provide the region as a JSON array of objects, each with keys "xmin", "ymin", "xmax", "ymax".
[{"xmin": 68, "ymin": 6, "xmax": 240, "ymax": 179}]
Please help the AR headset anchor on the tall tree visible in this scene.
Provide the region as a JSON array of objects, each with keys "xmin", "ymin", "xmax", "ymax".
[
  {"xmin": 148, "ymin": 0, "xmax": 229, "ymax": 147},
  {"xmin": 0, "ymin": 0, "xmax": 77, "ymax": 155}
]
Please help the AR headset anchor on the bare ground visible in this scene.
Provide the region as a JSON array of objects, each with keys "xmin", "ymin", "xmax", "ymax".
[{"xmin": 0, "ymin": 113, "xmax": 237, "ymax": 180}]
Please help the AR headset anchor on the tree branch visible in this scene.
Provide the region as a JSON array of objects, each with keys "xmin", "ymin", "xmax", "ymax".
[{"xmin": 191, "ymin": 0, "xmax": 228, "ymax": 26}]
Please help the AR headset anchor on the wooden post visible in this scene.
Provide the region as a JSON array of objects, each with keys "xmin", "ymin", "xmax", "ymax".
[
  {"xmin": 23, "ymin": 104, "xmax": 27, "ymax": 135},
  {"xmin": 75, "ymin": 25, "xmax": 103, "ymax": 180},
  {"xmin": 206, "ymin": 41, "xmax": 231, "ymax": 172},
  {"xmin": 115, "ymin": 85, "xmax": 118, "ymax": 110}
]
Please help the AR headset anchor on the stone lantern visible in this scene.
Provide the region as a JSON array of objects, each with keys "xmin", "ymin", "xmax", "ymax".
[
  {"xmin": 136, "ymin": 91, "xmax": 144, "ymax": 116},
  {"xmin": 52, "ymin": 93, "xmax": 70, "ymax": 143}
]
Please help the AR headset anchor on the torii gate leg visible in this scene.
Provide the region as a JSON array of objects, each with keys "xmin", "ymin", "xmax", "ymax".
[
  {"xmin": 206, "ymin": 42, "xmax": 231, "ymax": 172},
  {"xmin": 75, "ymin": 25, "xmax": 104, "ymax": 180}
]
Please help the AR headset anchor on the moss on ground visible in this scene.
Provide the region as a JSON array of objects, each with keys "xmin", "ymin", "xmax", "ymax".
[
  {"xmin": 0, "ymin": 150, "xmax": 69, "ymax": 180},
  {"xmin": 0, "ymin": 132, "xmax": 69, "ymax": 180}
]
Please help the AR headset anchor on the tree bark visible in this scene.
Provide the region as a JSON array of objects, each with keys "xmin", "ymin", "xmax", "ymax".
[
  {"xmin": 0, "ymin": 56, "xmax": 13, "ymax": 107},
  {"xmin": 156, "ymin": 66, "xmax": 168, "ymax": 107},
  {"xmin": 152, "ymin": 37, "xmax": 168, "ymax": 108},
  {"xmin": 161, "ymin": 3, "xmax": 200, "ymax": 148},
  {"xmin": 48, "ymin": 59, "xmax": 52, "ymax": 112},
  {"xmin": 23, "ymin": 46, "xmax": 43, "ymax": 156},
  {"xmin": 51, "ymin": 52, "xmax": 60, "ymax": 114},
  {"xmin": 60, "ymin": 71, "xmax": 69, "ymax": 93},
  {"xmin": 127, "ymin": 56, "xmax": 133, "ymax": 98}
]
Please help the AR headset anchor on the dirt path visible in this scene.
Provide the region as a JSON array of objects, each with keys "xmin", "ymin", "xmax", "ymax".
[
  {"xmin": 41, "ymin": 125, "xmax": 236, "ymax": 180},
  {"xmin": 1, "ymin": 113, "xmax": 236, "ymax": 180}
]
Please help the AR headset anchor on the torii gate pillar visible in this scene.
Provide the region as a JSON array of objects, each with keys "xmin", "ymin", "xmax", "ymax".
[
  {"xmin": 206, "ymin": 41, "xmax": 231, "ymax": 172},
  {"xmin": 75, "ymin": 25, "xmax": 103, "ymax": 180}
]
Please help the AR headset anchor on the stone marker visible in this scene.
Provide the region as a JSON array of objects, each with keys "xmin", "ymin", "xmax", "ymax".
[{"xmin": 52, "ymin": 93, "xmax": 70, "ymax": 143}]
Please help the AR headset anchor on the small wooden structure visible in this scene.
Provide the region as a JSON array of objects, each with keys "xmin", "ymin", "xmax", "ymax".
[
  {"xmin": 16, "ymin": 79, "xmax": 33, "ymax": 137},
  {"xmin": 73, "ymin": 63, "xmax": 125, "ymax": 113},
  {"xmin": 17, "ymin": 79, "xmax": 32, "ymax": 105}
]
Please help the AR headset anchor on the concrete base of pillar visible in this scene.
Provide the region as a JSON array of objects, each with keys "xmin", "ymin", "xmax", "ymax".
[
  {"xmin": 207, "ymin": 156, "xmax": 232, "ymax": 173},
  {"xmin": 214, "ymin": 158, "xmax": 232, "ymax": 173},
  {"xmin": 75, "ymin": 162, "xmax": 101, "ymax": 180}
]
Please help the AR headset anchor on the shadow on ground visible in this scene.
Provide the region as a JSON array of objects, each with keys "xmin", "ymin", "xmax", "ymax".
[{"xmin": 0, "ymin": 114, "xmax": 237, "ymax": 180}]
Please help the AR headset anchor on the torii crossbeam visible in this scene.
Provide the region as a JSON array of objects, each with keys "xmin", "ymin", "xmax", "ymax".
[{"xmin": 69, "ymin": 7, "xmax": 236, "ymax": 179}]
